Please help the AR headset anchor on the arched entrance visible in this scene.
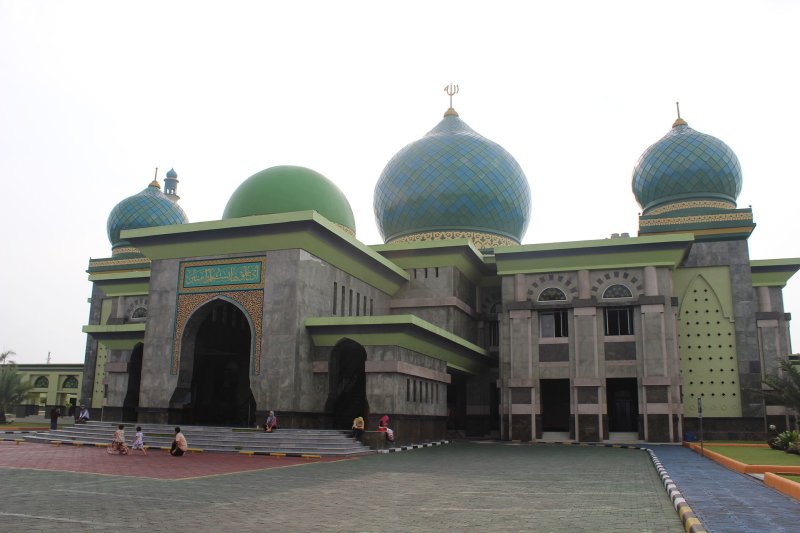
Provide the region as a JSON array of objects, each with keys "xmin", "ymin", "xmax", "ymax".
[
  {"xmin": 171, "ymin": 299, "xmax": 256, "ymax": 426},
  {"xmin": 326, "ymin": 339, "xmax": 368, "ymax": 429}
]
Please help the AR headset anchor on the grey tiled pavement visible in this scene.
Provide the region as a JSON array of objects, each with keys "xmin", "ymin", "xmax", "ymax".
[
  {"xmin": 650, "ymin": 445, "xmax": 800, "ymax": 532},
  {"xmin": 0, "ymin": 441, "xmax": 682, "ymax": 532}
]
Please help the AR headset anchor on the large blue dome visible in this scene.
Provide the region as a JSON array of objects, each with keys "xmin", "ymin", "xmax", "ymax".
[
  {"xmin": 373, "ymin": 110, "xmax": 531, "ymax": 249},
  {"xmin": 107, "ymin": 181, "xmax": 189, "ymax": 249},
  {"xmin": 632, "ymin": 119, "xmax": 742, "ymax": 214}
]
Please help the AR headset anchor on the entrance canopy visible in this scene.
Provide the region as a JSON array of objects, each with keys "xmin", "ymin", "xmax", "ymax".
[{"xmin": 305, "ymin": 315, "xmax": 492, "ymax": 374}]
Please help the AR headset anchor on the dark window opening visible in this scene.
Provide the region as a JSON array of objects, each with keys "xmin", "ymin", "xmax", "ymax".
[
  {"xmin": 605, "ymin": 307, "xmax": 634, "ymax": 336},
  {"xmin": 540, "ymin": 310, "xmax": 569, "ymax": 338}
]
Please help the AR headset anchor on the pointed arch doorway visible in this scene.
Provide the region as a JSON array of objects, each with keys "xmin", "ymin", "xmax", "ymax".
[
  {"xmin": 171, "ymin": 298, "xmax": 256, "ymax": 426},
  {"xmin": 326, "ymin": 339, "xmax": 368, "ymax": 429}
]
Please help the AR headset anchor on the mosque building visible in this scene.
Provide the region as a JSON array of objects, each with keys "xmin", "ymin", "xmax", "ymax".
[{"xmin": 80, "ymin": 96, "xmax": 799, "ymax": 443}]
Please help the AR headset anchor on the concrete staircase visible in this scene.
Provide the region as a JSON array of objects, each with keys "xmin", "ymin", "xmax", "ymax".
[{"xmin": 23, "ymin": 421, "xmax": 373, "ymax": 456}]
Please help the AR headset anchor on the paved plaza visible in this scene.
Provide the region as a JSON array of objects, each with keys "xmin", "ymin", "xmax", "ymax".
[{"xmin": 0, "ymin": 440, "xmax": 681, "ymax": 532}]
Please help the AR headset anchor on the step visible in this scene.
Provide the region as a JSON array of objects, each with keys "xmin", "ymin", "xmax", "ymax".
[{"xmin": 24, "ymin": 422, "xmax": 373, "ymax": 456}]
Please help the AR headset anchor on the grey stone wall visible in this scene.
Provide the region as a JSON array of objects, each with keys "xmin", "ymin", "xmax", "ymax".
[
  {"xmin": 139, "ymin": 258, "xmax": 182, "ymax": 409},
  {"xmin": 386, "ymin": 266, "xmax": 483, "ymax": 346},
  {"xmin": 497, "ymin": 267, "xmax": 683, "ymax": 442},
  {"xmin": 260, "ymin": 249, "xmax": 392, "ymax": 416},
  {"xmin": 80, "ymin": 283, "xmax": 106, "ymax": 409}
]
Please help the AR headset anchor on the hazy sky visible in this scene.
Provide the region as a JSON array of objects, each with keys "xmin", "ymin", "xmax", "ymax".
[{"xmin": 1, "ymin": 0, "xmax": 799, "ymax": 364}]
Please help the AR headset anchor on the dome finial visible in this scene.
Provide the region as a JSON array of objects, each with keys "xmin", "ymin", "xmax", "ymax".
[
  {"xmin": 673, "ymin": 101, "xmax": 688, "ymax": 128},
  {"xmin": 444, "ymin": 83, "xmax": 459, "ymax": 117},
  {"xmin": 149, "ymin": 167, "xmax": 161, "ymax": 188}
]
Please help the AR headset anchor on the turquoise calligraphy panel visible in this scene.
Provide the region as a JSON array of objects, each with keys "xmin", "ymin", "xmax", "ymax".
[{"xmin": 183, "ymin": 262, "xmax": 262, "ymax": 288}]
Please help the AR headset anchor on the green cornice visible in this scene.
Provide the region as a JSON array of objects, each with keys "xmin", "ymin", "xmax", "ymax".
[
  {"xmin": 121, "ymin": 211, "xmax": 409, "ymax": 295},
  {"xmin": 82, "ymin": 324, "xmax": 146, "ymax": 334},
  {"xmin": 750, "ymin": 258, "xmax": 800, "ymax": 287},
  {"xmin": 371, "ymin": 239, "xmax": 494, "ymax": 284},
  {"xmin": 88, "ymin": 271, "xmax": 150, "ymax": 282},
  {"xmin": 494, "ymin": 234, "xmax": 694, "ymax": 275},
  {"xmin": 82, "ymin": 324, "xmax": 145, "ymax": 349},
  {"xmin": 304, "ymin": 315, "xmax": 492, "ymax": 374}
]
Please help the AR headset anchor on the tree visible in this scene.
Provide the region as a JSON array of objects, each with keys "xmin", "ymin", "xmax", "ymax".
[
  {"xmin": 0, "ymin": 351, "xmax": 33, "ymax": 424},
  {"xmin": 762, "ymin": 360, "xmax": 800, "ymax": 431}
]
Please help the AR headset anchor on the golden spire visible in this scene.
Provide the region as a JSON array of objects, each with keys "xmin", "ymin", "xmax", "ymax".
[
  {"xmin": 444, "ymin": 83, "xmax": 459, "ymax": 117},
  {"xmin": 673, "ymin": 101, "xmax": 688, "ymax": 127},
  {"xmin": 149, "ymin": 166, "xmax": 161, "ymax": 188}
]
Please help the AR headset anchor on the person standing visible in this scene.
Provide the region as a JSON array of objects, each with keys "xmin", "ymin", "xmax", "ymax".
[
  {"xmin": 130, "ymin": 426, "xmax": 147, "ymax": 456},
  {"xmin": 170, "ymin": 427, "xmax": 188, "ymax": 456},
  {"xmin": 49, "ymin": 407, "xmax": 60, "ymax": 431}
]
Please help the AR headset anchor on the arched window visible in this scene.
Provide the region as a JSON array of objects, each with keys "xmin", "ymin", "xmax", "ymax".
[
  {"xmin": 34, "ymin": 376, "xmax": 49, "ymax": 388},
  {"xmin": 538, "ymin": 287, "xmax": 566, "ymax": 301},
  {"xmin": 131, "ymin": 307, "xmax": 147, "ymax": 319},
  {"xmin": 62, "ymin": 376, "xmax": 78, "ymax": 389},
  {"xmin": 603, "ymin": 284, "xmax": 632, "ymax": 299}
]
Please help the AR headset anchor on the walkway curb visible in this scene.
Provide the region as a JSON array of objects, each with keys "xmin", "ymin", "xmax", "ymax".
[
  {"xmin": 377, "ymin": 440, "xmax": 450, "ymax": 453},
  {"xmin": 645, "ymin": 448, "xmax": 708, "ymax": 533},
  {"xmin": 764, "ymin": 472, "xmax": 800, "ymax": 501}
]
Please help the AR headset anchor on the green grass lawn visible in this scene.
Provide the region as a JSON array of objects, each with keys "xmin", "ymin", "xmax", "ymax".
[
  {"xmin": 704, "ymin": 440, "xmax": 765, "ymax": 445},
  {"xmin": 780, "ymin": 474, "xmax": 800, "ymax": 483},
  {"xmin": 706, "ymin": 445, "xmax": 800, "ymax": 466}
]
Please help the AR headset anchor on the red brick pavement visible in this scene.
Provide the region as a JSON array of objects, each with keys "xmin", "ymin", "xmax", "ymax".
[{"xmin": 0, "ymin": 441, "xmax": 347, "ymax": 480}]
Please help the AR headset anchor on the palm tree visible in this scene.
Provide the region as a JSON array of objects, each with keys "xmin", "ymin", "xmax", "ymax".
[
  {"xmin": 762, "ymin": 360, "xmax": 800, "ymax": 431},
  {"xmin": 0, "ymin": 350, "xmax": 32, "ymax": 424}
]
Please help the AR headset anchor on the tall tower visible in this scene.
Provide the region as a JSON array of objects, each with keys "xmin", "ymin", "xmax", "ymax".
[{"xmin": 164, "ymin": 168, "xmax": 180, "ymax": 203}]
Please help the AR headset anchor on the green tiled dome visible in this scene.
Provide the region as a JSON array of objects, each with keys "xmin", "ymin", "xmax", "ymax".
[
  {"xmin": 106, "ymin": 181, "xmax": 189, "ymax": 248},
  {"xmin": 373, "ymin": 111, "xmax": 531, "ymax": 247},
  {"xmin": 222, "ymin": 165, "xmax": 355, "ymax": 234},
  {"xmin": 632, "ymin": 120, "xmax": 742, "ymax": 213}
]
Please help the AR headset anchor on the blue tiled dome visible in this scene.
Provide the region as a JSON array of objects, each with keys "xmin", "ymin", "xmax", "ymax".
[
  {"xmin": 632, "ymin": 119, "xmax": 742, "ymax": 213},
  {"xmin": 373, "ymin": 111, "xmax": 531, "ymax": 248},
  {"xmin": 106, "ymin": 181, "xmax": 189, "ymax": 248}
]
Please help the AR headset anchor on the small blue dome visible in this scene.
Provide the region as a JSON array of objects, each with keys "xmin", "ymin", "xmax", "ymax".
[
  {"xmin": 374, "ymin": 111, "xmax": 531, "ymax": 248},
  {"xmin": 106, "ymin": 181, "xmax": 189, "ymax": 248},
  {"xmin": 632, "ymin": 119, "xmax": 742, "ymax": 213}
]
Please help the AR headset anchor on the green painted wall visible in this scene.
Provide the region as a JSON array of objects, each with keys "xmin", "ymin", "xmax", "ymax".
[
  {"xmin": 673, "ymin": 267, "xmax": 741, "ymax": 417},
  {"xmin": 101, "ymin": 299, "xmax": 112, "ymax": 325}
]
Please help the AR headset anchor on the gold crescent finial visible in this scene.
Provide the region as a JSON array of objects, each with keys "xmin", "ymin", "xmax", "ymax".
[{"xmin": 443, "ymin": 83, "xmax": 459, "ymax": 117}]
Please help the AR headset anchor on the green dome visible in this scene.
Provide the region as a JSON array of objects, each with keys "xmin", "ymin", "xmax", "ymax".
[
  {"xmin": 222, "ymin": 165, "xmax": 356, "ymax": 234},
  {"xmin": 106, "ymin": 181, "xmax": 189, "ymax": 249},
  {"xmin": 373, "ymin": 110, "xmax": 531, "ymax": 249},
  {"xmin": 632, "ymin": 119, "xmax": 742, "ymax": 213}
]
